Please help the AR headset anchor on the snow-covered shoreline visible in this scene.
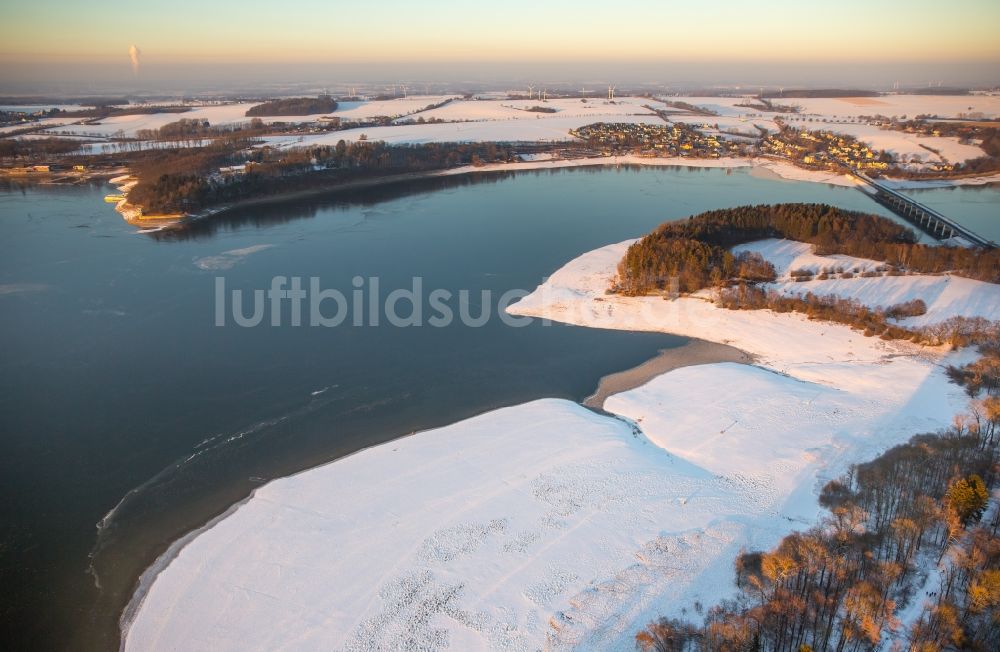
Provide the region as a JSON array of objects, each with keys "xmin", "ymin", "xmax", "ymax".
[
  {"xmin": 110, "ymin": 145, "xmax": 998, "ymax": 230},
  {"xmin": 121, "ymin": 233, "xmax": 988, "ymax": 650},
  {"xmin": 441, "ymin": 154, "xmax": 1000, "ymax": 190},
  {"xmin": 440, "ymin": 154, "xmax": 862, "ymax": 188}
]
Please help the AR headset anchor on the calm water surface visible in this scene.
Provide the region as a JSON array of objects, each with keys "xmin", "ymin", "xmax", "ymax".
[
  {"xmin": 906, "ymin": 183, "xmax": 1000, "ymax": 243},
  {"xmin": 0, "ymin": 166, "xmax": 985, "ymax": 650}
]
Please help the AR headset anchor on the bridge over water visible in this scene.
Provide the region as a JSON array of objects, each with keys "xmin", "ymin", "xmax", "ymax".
[{"xmin": 852, "ymin": 172, "xmax": 994, "ymax": 248}]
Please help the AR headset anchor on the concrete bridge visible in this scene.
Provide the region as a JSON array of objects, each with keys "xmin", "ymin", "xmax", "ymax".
[{"xmin": 852, "ymin": 172, "xmax": 994, "ymax": 248}]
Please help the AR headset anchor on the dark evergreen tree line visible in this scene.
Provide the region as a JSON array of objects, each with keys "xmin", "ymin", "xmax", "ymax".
[
  {"xmin": 245, "ymin": 96, "xmax": 338, "ymax": 117},
  {"xmin": 616, "ymin": 204, "xmax": 999, "ymax": 295},
  {"xmin": 128, "ymin": 140, "xmax": 518, "ymax": 213}
]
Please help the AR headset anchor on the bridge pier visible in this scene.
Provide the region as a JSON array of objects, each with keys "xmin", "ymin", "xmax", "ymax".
[{"xmin": 864, "ymin": 176, "xmax": 992, "ymax": 247}]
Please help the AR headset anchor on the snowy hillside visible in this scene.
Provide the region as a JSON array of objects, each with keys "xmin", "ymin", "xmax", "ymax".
[{"xmin": 734, "ymin": 239, "xmax": 1000, "ymax": 328}]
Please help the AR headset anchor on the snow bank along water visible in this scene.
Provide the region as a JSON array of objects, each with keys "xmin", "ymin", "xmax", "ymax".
[{"xmin": 122, "ymin": 232, "xmax": 986, "ymax": 650}]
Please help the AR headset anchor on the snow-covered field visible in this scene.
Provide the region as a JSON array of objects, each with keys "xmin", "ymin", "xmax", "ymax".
[
  {"xmin": 263, "ymin": 114, "xmax": 667, "ymax": 148},
  {"xmin": 333, "ymin": 96, "xmax": 459, "ymax": 120},
  {"xmin": 398, "ymin": 99, "xmax": 528, "ymax": 122},
  {"xmin": 661, "ymin": 95, "xmax": 1000, "ymax": 121},
  {"xmin": 123, "ymin": 394, "xmax": 771, "ymax": 650},
  {"xmin": 782, "ymin": 120, "xmax": 985, "ymax": 163},
  {"xmin": 43, "ymin": 102, "xmax": 376, "ymax": 138},
  {"xmin": 0, "ymin": 104, "xmax": 85, "ymax": 113},
  {"xmin": 734, "ymin": 239, "xmax": 1000, "ymax": 328},
  {"xmin": 0, "ymin": 116, "xmax": 82, "ymax": 134},
  {"xmin": 261, "ymin": 96, "xmax": 674, "ymax": 147},
  {"xmin": 43, "ymin": 104, "xmax": 298, "ymax": 138},
  {"xmin": 123, "ymin": 232, "xmax": 986, "ymax": 650},
  {"xmin": 658, "ymin": 96, "xmax": 753, "ymax": 118},
  {"xmin": 406, "ymin": 96, "xmax": 660, "ymax": 124},
  {"xmin": 666, "ymin": 113, "xmax": 778, "ymax": 135},
  {"xmin": 791, "ymin": 95, "xmax": 1000, "ymax": 120}
]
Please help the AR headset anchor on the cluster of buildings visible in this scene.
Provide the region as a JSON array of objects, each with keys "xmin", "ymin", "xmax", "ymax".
[
  {"xmin": 763, "ymin": 129, "xmax": 891, "ymax": 172},
  {"xmin": 570, "ymin": 122, "xmax": 743, "ymax": 158},
  {"xmin": 0, "ymin": 108, "xmax": 60, "ymax": 128},
  {"xmin": 209, "ymin": 161, "xmax": 259, "ymax": 183}
]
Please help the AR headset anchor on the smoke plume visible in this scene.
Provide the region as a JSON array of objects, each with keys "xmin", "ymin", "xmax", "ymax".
[{"xmin": 129, "ymin": 44, "xmax": 141, "ymax": 76}]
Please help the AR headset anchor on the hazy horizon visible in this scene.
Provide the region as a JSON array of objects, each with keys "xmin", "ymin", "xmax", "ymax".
[
  {"xmin": 2, "ymin": 0, "xmax": 999, "ymax": 95},
  {"xmin": 2, "ymin": 60, "xmax": 999, "ymax": 97}
]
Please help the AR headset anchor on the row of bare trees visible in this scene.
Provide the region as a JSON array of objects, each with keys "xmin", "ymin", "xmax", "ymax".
[
  {"xmin": 716, "ymin": 285, "xmax": 1000, "ymax": 351},
  {"xmin": 637, "ymin": 409, "xmax": 999, "ymax": 651}
]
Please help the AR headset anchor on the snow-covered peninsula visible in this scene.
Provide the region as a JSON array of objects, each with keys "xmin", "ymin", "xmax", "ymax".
[{"xmin": 121, "ymin": 231, "xmax": 995, "ymax": 650}]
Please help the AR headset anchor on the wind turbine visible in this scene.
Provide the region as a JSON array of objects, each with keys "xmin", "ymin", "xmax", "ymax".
[
  {"xmin": 607, "ymin": 85, "xmax": 616, "ymax": 101},
  {"xmin": 527, "ymin": 84, "xmax": 535, "ymax": 100},
  {"xmin": 580, "ymin": 87, "xmax": 589, "ymax": 97},
  {"xmin": 399, "ymin": 84, "xmax": 408, "ymax": 98}
]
